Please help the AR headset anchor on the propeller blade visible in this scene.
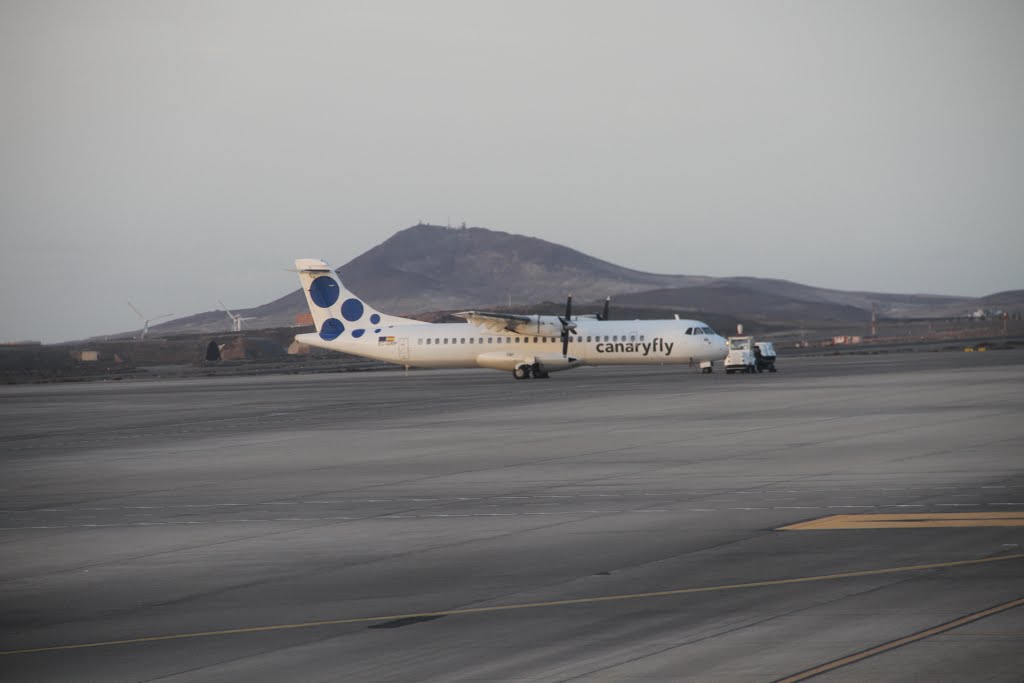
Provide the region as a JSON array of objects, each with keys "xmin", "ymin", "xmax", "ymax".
[
  {"xmin": 602, "ymin": 296, "xmax": 610, "ymax": 321},
  {"xmin": 561, "ymin": 294, "xmax": 573, "ymax": 356}
]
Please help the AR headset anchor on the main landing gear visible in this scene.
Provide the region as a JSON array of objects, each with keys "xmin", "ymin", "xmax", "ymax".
[{"xmin": 513, "ymin": 363, "xmax": 549, "ymax": 380}]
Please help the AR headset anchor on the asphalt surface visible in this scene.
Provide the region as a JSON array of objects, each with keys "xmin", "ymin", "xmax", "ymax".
[{"xmin": 1, "ymin": 351, "xmax": 1022, "ymax": 682}]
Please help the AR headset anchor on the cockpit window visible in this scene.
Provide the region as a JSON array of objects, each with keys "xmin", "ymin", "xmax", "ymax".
[
  {"xmin": 685, "ymin": 327, "xmax": 693, "ymax": 335},
  {"xmin": 703, "ymin": 327, "xmax": 715, "ymax": 335}
]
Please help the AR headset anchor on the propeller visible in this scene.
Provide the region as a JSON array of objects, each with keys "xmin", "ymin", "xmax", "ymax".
[
  {"xmin": 559, "ymin": 294, "xmax": 576, "ymax": 356},
  {"xmin": 597, "ymin": 296, "xmax": 611, "ymax": 321}
]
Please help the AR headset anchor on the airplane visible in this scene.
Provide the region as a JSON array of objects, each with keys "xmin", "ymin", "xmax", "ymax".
[{"xmin": 293, "ymin": 258, "xmax": 728, "ymax": 379}]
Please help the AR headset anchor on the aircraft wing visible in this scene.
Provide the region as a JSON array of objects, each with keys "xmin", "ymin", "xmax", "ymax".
[{"xmin": 454, "ymin": 311, "xmax": 536, "ymax": 334}]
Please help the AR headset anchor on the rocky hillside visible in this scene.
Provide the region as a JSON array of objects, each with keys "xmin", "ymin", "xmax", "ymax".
[{"xmin": 138, "ymin": 224, "xmax": 1022, "ymax": 337}]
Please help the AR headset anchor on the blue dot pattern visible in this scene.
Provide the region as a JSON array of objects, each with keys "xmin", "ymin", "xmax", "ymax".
[
  {"xmin": 309, "ymin": 276, "xmax": 340, "ymax": 308},
  {"xmin": 352, "ymin": 329, "xmax": 365, "ymax": 338},
  {"xmin": 319, "ymin": 318, "xmax": 344, "ymax": 340},
  {"xmin": 341, "ymin": 298, "xmax": 364, "ymax": 322},
  {"xmin": 369, "ymin": 313, "xmax": 381, "ymax": 324}
]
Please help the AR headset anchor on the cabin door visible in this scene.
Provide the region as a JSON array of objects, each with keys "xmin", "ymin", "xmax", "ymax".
[{"xmin": 398, "ymin": 338, "xmax": 409, "ymax": 361}]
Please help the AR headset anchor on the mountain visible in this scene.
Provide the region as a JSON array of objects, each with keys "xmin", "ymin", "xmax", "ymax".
[{"xmin": 140, "ymin": 224, "xmax": 1021, "ymax": 337}]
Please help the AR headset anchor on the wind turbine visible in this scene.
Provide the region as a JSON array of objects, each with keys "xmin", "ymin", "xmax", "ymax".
[
  {"xmin": 127, "ymin": 301, "xmax": 173, "ymax": 340},
  {"xmin": 219, "ymin": 300, "xmax": 255, "ymax": 333}
]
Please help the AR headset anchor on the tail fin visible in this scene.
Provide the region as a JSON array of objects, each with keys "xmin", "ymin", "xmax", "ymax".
[{"xmin": 295, "ymin": 259, "xmax": 420, "ymax": 342}]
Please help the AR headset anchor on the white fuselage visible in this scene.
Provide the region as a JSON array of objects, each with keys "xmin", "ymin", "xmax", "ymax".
[{"xmin": 297, "ymin": 318, "xmax": 727, "ymax": 372}]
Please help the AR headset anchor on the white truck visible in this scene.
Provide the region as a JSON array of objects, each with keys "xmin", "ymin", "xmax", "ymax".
[
  {"xmin": 724, "ymin": 337, "xmax": 778, "ymax": 373},
  {"xmin": 724, "ymin": 336, "xmax": 757, "ymax": 374}
]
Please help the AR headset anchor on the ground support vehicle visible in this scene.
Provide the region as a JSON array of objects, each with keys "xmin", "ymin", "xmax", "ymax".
[
  {"xmin": 724, "ymin": 337, "xmax": 757, "ymax": 374},
  {"xmin": 754, "ymin": 342, "xmax": 777, "ymax": 372}
]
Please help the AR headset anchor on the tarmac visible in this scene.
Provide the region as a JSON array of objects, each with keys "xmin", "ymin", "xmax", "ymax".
[{"xmin": 1, "ymin": 351, "xmax": 1022, "ymax": 681}]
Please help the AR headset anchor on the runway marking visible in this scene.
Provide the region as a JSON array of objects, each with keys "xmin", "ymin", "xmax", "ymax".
[
  {"xmin": 780, "ymin": 512, "xmax": 1024, "ymax": 530},
  {"xmin": 773, "ymin": 595, "xmax": 1024, "ymax": 683},
  {"xmin": 1, "ymin": 554, "xmax": 1021, "ymax": 657}
]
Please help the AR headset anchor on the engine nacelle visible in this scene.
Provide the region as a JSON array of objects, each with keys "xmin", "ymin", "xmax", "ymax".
[{"xmin": 507, "ymin": 315, "xmax": 566, "ymax": 338}]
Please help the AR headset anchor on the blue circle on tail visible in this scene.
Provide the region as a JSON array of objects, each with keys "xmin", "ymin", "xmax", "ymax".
[
  {"xmin": 319, "ymin": 318, "xmax": 344, "ymax": 340},
  {"xmin": 369, "ymin": 313, "xmax": 381, "ymax": 325},
  {"xmin": 352, "ymin": 329, "xmax": 365, "ymax": 338},
  {"xmin": 341, "ymin": 298, "xmax": 364, "ymax": 322},
  {"xmin": 309, "ymin": 276, "xmax": 339, "ymax": 308}
]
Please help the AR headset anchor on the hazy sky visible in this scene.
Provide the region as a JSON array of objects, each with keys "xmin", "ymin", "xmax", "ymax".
[{"xmin": 2, "ymin": 1, "xmax": 1022, "ymax": 342}]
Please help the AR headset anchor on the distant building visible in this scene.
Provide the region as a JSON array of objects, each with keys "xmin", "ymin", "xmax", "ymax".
[{"xmin": 71, "ymin": 350, "xmax": 99, "ymax": 362}]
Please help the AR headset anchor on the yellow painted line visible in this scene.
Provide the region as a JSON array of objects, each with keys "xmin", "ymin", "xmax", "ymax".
[
  {"xmin": 1, "ymin": 553, "xmax": 1022, "ymax": 657},
  {"xmin": 774, "ymin": 596, "xmax": 1024, "ymax": 683},
  {"xmin": 779, "ymin": 512, "xmax": 1024, "ymax": 530}
]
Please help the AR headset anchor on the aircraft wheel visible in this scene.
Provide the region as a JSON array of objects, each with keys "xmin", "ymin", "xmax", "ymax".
[{"xmin": 513, "ymin": 365, "xmax": 531, "ymax": 380}]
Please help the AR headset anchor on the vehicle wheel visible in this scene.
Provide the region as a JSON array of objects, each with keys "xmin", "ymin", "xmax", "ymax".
[
  {"xmin": 513, "ymin": 365, "xmax": 530, "ymax": 380},
  {"xmin": 769, "ymin": 366, "xmax": 777, "ymax": 373},
  {"xmin": 726, "ymin": 369, "xmax": 734, "ymax": 374},
  {"xmin": 747, "ymin": 365, "xmax": 756, "ymax": 374}
]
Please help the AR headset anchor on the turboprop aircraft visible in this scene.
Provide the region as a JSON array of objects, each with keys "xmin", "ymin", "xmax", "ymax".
[{"xmin": 294, "ymin": 258, "xmax": 728, "ymax": 379}]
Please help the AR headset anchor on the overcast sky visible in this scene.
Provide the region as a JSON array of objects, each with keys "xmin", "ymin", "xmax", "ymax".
[{"xmin": 2, "ymin": 1, "xmax": 1022, "ymax": 342}]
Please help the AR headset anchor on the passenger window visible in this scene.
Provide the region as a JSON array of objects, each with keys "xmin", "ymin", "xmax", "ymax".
[
  {"xmin": 443, "ymin": 338, "xmax": 448, "ymax": 344},
  {"xmin": 488, "ymin": 337, "xmax": 493, "ymax": 344},
  {"xmin": 507, "ymin": 337, "xmax": 512, "ymax": 344},
  {"xmin": 460, "ymin": 338, "xmax": 465, "ymax": 344},
  {"xmin": 630, "ymin": 335, "xmax": 635, "ymax": 342},
  {"xmin": 469, "ymin": 338, "xmax": 474, "ymax": 344},
  {"xmin": 533, "ymin": 337, "xmax": 538, "ymax": 343},
  {"xmin": 640, "ymin": 335, "xmax": 645, "ymax": 341},
  {"xmin": 604, "ymin": 336, "xmax": 609, "ymax": 342},
  {"xmin": 586, "ymin": 336, "xmax": 591, "ymax": 342}
]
